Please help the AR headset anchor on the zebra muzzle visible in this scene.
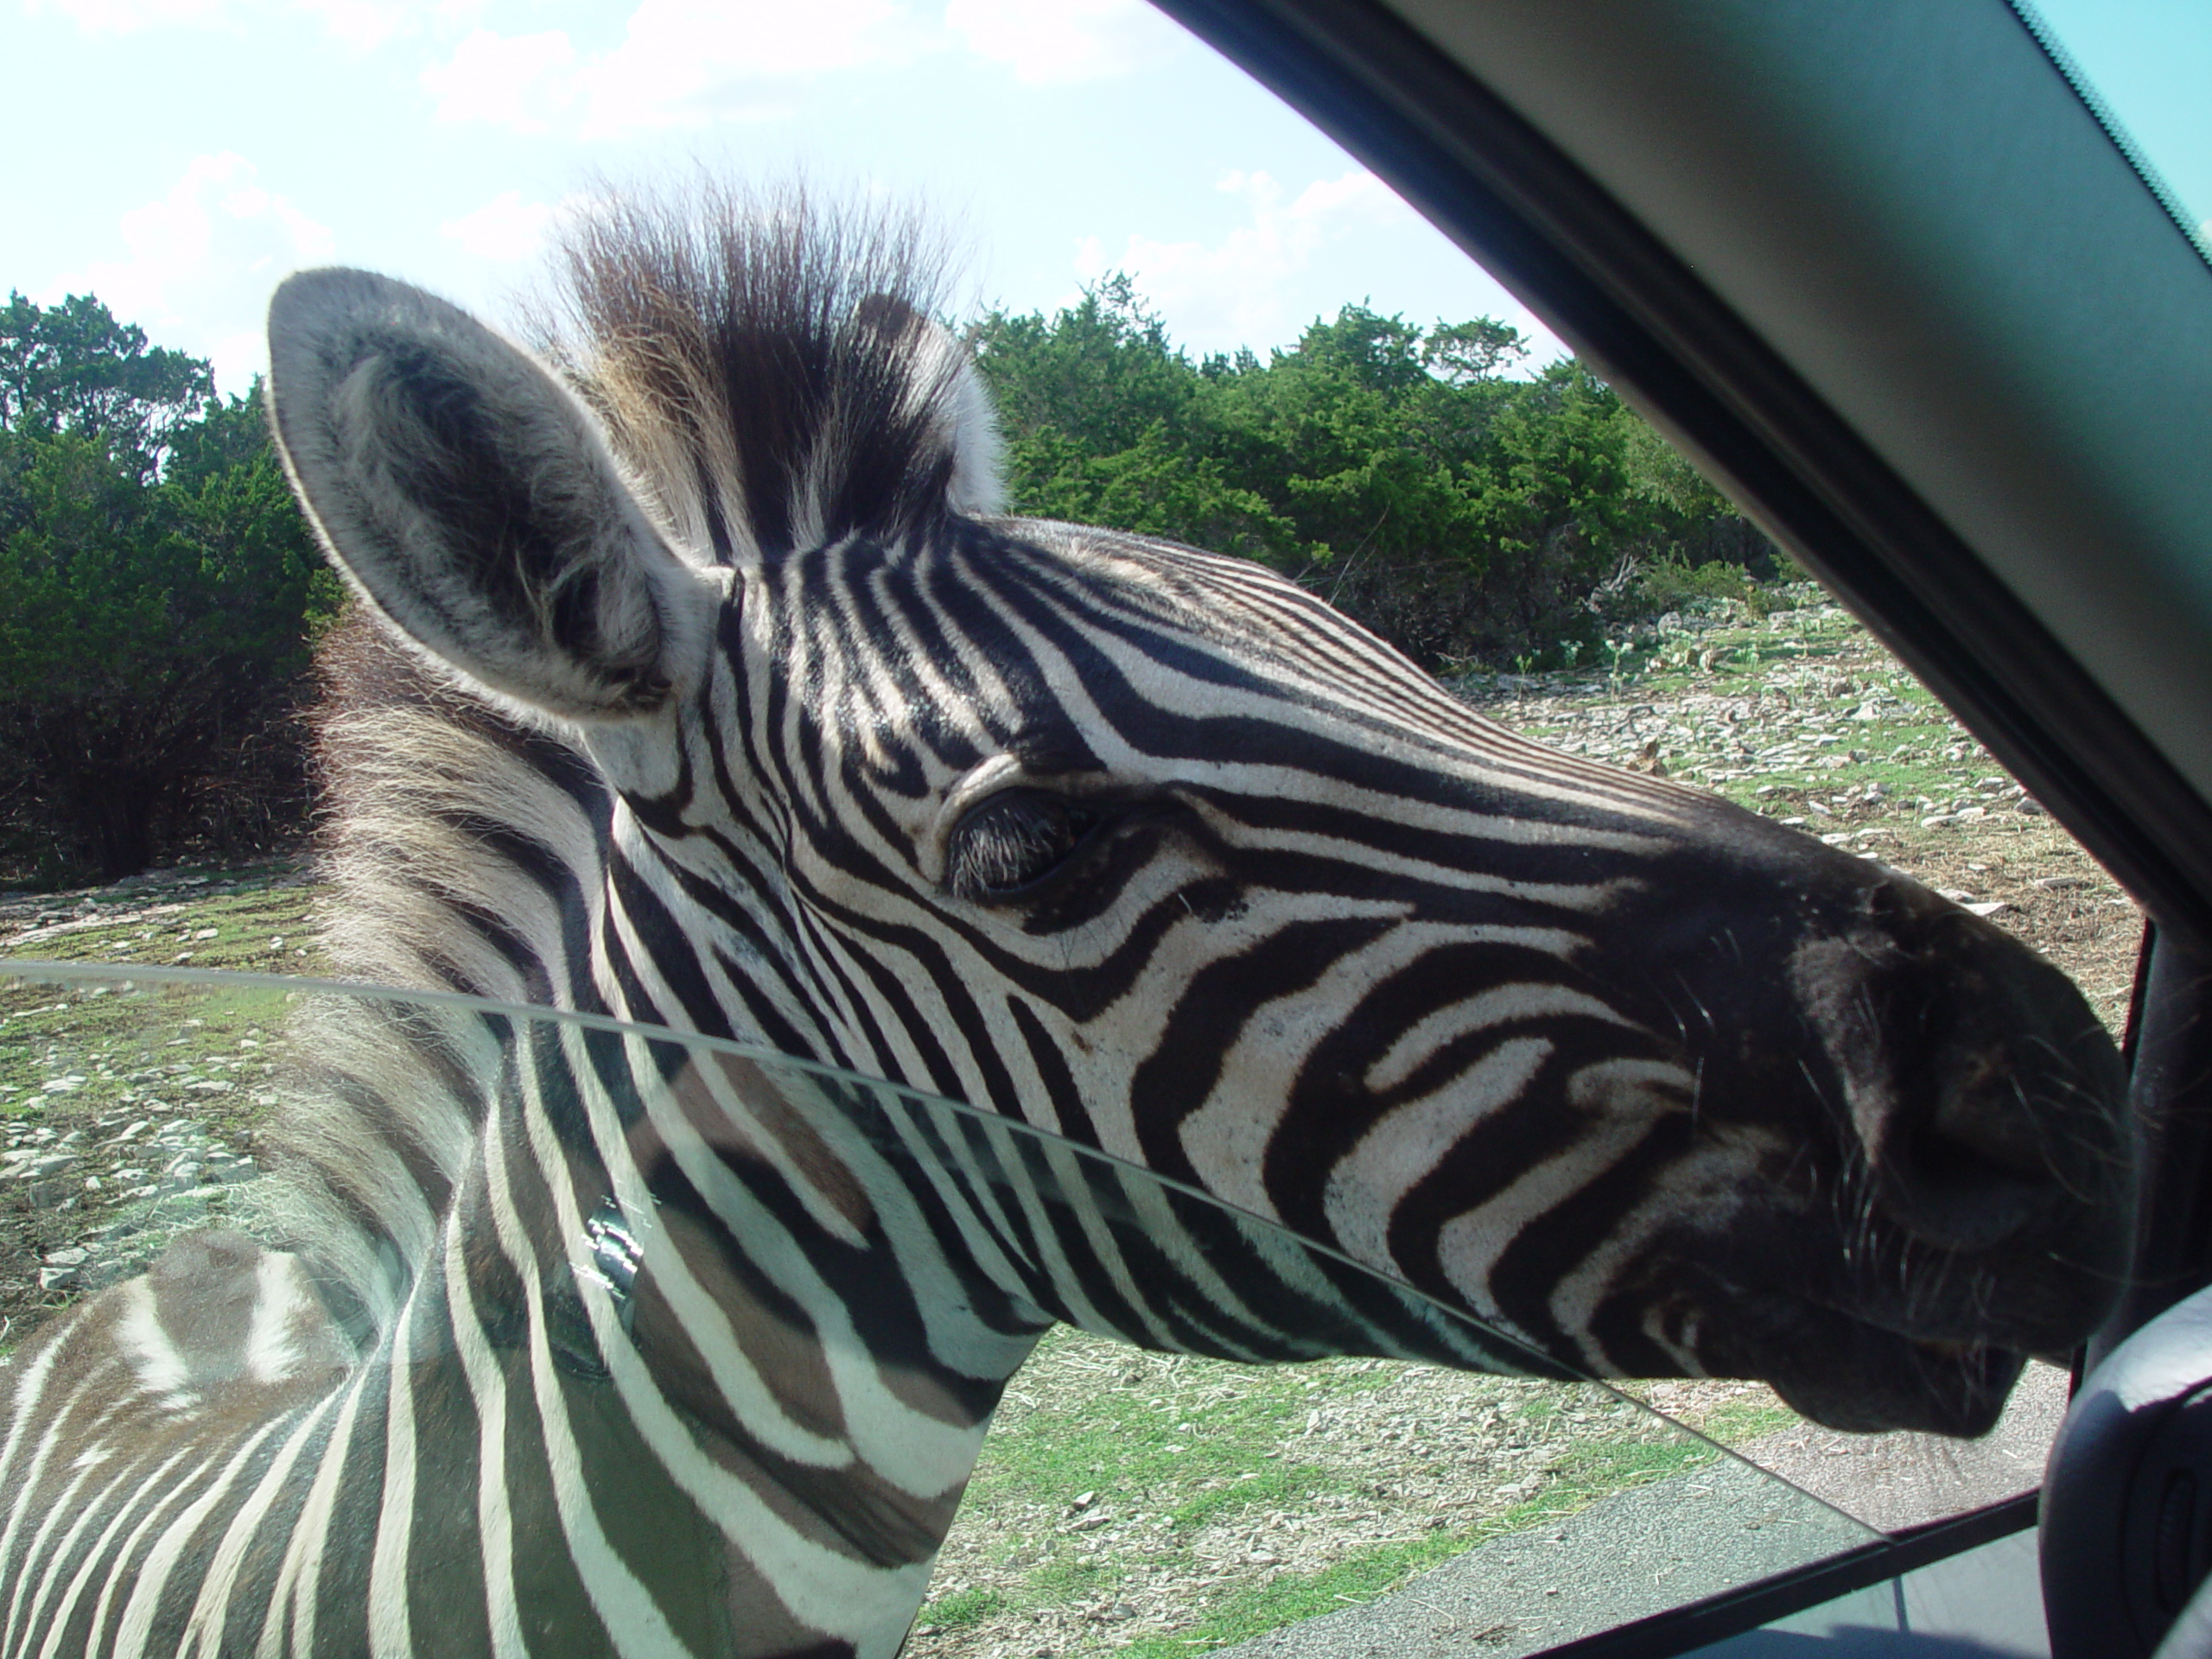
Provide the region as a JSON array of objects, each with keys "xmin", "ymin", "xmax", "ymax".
[{"xmin": 1784, "ymin": 893, "xmax": 2133, "ymax": 1351}]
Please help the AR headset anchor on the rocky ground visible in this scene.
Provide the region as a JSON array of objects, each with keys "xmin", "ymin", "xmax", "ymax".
[
  {"xmin": 5, "ymin": 1109, "xmax": 261, "ymax": 1295},
  {"xmin": 1455, "ymin": 595, "xmax": 2142, "ymax": 1033},
  {"xmin": 0, "ymin": 860, "xmax": 313, "ymax": 1342}
]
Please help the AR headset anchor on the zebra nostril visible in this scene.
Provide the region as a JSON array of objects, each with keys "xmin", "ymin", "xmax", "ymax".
[
  {"xmin": 1790, "ymin": 920, "xmax": 2110, "ymax": 1255},
  {"xmin": 1928, "ymin": 1068, "xmax": 2053, "ymax": 1184},
  {"xmin": 1874, "ymin": 1068, "xmax": 2060, "ymax": 1252}
]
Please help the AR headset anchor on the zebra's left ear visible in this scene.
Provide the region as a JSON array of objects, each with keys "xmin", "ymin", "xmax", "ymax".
[{"xmin": 266, "ymin": 268, "xmax": 714, "ymax": 721}]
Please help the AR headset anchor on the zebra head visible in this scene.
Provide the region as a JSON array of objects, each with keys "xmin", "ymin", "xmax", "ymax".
[{"xmin": 265, "ymin": 201, "xmax": 2131, "ymax": 1439}]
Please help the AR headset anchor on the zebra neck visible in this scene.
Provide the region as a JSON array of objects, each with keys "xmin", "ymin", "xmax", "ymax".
[
  {"xmin": 0, "ymin": 1031, "xmax": 1046, "ymax": 1659},
  {"xmin": 436, "ymin": 1014, "xmax": 1051, "ymax": 1656}
]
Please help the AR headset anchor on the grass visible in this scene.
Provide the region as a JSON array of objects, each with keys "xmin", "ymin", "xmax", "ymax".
[
  {"xmin": 914, "ymin": 1332, "xmax": 1815, "ymax": 1656},
  {"xmin": 0, "ymin": 870, "xmax": 320, "ymax": 971},
  {"xmin": 926, "ymin": 1588, "xmax": 1014, "ymax": 1631},
  {"xmin": 1, "ymin": 862, "xmax": 321, "ymax": 1141},
  {"xmin": 0, "ymin": 979, "xmax": 292, "ymax": 1124},
  {"xmin": 1116, "ymin": 1535, "xmax": 1471, "ymax": 1656}
]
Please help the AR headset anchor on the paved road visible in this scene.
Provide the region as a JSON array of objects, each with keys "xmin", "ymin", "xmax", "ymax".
[{"xmin": 1210, "ymin": 1366, "xmax": 2069, "ymax": 1659}]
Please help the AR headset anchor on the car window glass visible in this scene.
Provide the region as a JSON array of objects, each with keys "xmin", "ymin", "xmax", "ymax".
[
  {"xmin": 0, "ymin": 964, "xmax": 1891, "ymax": 1656},
  {"xmin": 1, "ymin": 931, "xmax": 2120, "ymax": 1656}
]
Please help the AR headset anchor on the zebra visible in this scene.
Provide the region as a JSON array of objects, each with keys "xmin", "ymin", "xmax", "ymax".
[{"xmin": 0, "ymin": 192, "xmax": 2133, "ymax": 1659}]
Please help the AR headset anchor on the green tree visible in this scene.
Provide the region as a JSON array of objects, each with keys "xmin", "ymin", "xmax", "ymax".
[
  {"xmin": 0, "ymin": 302, "xmax": 336, "ymax": 881},
  {"xmin": 971, "ymin": 274, "xmax": 1199, "ymax": 459},
  {"xmin": 0, "ymin": 291, "xmax": 213, "ymax": 480},
  {"xmin": 1421, "ymin": 317, "xmax": 1529, "ymax": 384},
  {"xmin": 1200, "ymin": 307, "xmax": 1492, "ymax": 579},
  {"xmin": 963, "ymin": 279, "xmax": 1777, "ymax": 671},
  {"xmin": 972, "ymin": 276, "xmax": 1297, "ymax": 563}
]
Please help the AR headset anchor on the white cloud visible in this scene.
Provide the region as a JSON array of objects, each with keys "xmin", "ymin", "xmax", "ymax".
[
  {"xmin": 420, "ymin": 27, "xmax": 580, "ymax": 130},
  {"xmin": 48, "ymin": 153, "xmax": 336, "ymax": 395},
  {"xmin": 291, "ymin": 0, "xmax": 455, "ymax": 51},
  {"xmin": 1069, "ymin": 168, "xmax": 1569, "ymax": 363},
  {"xmin": 579, "ymin": 0, "xmax": 859, "ymax": 135},
  {"xmin": 1073, "ymin": 170, "xmax": 1412, "ymax": 353},
  {"xmin": 422, "ymin": 0, "xmax": 927, "ymax": 137},
  {"xmin": 28, "ymin": 0, "xmax": 481, "ymax": 48},
  {"xmin": 416, "ymin": 0, "xmax": 1186, "ymax": 137},
  {"xmin": 24, "ymin": 0, "xmax": 224, "ymax": 29},
  {"xmin": 441, "ymin": 189, "xmax": 587, "ymax": 264},
  {"xmin": 944, "ymin": 0, "xmax": 1184, "ymax": 84}
]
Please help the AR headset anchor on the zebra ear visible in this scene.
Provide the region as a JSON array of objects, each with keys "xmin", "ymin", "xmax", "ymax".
[{"xmin": 266, "ymin": 268, "xmax": 712, "ymax": 721}]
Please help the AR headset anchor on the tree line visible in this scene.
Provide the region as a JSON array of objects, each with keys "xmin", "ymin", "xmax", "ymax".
[
  {"xmin": 1, "ymin": 282, "xmax": 1777, "ymax": 887},
  {"xmin": 966, "ymin": 276, "xmax": 1781, "ymax": 674},
  {"xmin": 0, "ymin": 293, "xmax": 338, "ymax": 884}
]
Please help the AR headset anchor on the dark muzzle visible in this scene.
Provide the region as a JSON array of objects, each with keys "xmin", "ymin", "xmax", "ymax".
[{"xmin": 1789, "ymin": 889, "xmax": 2132, "ymax": 1346}]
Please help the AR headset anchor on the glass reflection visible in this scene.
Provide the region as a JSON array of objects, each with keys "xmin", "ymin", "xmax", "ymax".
[{"xmin": 3, "ymin": 963, "xmax": 2002, "ymax": 1657}]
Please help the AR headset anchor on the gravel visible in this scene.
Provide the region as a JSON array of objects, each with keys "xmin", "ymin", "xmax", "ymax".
[{"xmin": 2, "ymin": 1105, "xmax": 261, "ymax": 1311}]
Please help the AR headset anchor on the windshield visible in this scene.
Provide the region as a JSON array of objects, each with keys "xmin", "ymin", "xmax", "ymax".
[{"xmin": 3, "ymin": 963, "xmax": 2069, "ymax": 1656}]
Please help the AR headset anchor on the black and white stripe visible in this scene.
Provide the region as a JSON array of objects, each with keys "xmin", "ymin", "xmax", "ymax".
[{"xmin": 0, "ymin": 193, "xmax": 2132, "ymax": 1656}]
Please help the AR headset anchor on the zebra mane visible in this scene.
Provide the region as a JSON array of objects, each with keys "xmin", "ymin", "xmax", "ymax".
[
  {"xmin": 251, "ymin": 617, "xmax": 609, "ymax": 1332},
  {"xmin": 540, "ymin": 184, "xmax": 1004, "ymax": 564}
]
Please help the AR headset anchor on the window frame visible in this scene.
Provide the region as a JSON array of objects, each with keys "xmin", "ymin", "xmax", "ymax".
[{"xmin": 1141, "ymin": 0, "xmax": 2212, "ymax": 1650}]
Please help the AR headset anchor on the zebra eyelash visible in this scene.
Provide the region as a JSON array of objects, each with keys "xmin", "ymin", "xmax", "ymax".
[{"xmin": 944, "ymin": 788, "xmax": 1108, "ymax": 905}]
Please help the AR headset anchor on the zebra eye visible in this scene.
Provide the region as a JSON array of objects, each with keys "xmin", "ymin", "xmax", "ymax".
[{"xmin": 947, "ymin": 790, "xmax": 1102, "ymax": 903}]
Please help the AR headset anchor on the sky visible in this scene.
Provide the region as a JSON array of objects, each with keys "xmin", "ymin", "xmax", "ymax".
[{"xmin": 5, "ymin": 0, "xmax": 2206, "ymax": 399}]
